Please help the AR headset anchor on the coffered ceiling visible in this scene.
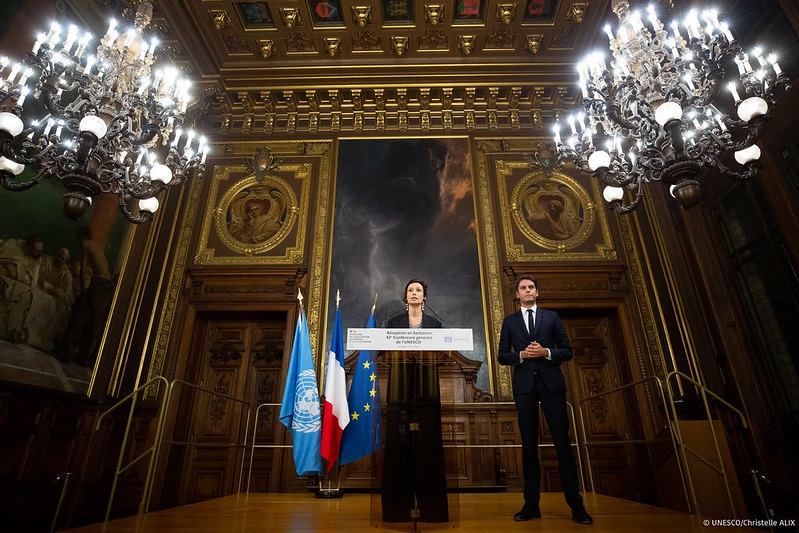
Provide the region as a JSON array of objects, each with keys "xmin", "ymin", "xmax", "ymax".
[{"xmin": 60, "ymin": 1, "xmax": 626, "ymax": 137}]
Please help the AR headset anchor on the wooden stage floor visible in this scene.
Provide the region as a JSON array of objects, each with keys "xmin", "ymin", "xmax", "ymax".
[{"xmin": 62, "ymin": 492, "xmax": 761, "ymax": 532}]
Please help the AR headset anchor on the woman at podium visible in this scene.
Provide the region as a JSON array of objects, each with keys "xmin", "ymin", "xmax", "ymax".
[{"xmin": 381, "ymin": 279, "xmax": 449, "ymax": 523}]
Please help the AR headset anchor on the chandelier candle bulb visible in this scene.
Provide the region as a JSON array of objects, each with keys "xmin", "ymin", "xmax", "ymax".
[
  {"xmin": 16, "ymin": 86, "xmax": 29, "ymax": 106},
  {"xmin": 0, "ymin": 156, "xmax": 25, "ymax": 175},
  {"xmin": 138, "ymin": 196, "xmax": 159, "ymax": 214},
  {"xmin": 734, "ymin": 145, "xmax": 761, "ymax": 165},
  {"xmin": 768, "ymin": 54, "xmax": 782, "ymax": 75},
  {"xmin": 737, "ymin": 97, "xmax": 768, "ymax": 122},
  {"xmin": 753, "ymin": 48, "xmax": 768, "ymax": 67},
  {"xmin": 603, "ymin": 185, "xmax": 624, "ymax": 203},
  {"xmin": 0, "ymin": 112, "xmax": 24, "ymax": 136}
]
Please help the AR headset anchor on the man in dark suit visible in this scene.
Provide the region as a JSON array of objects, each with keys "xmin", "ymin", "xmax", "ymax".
[{"xmin": 498, "ymin": 274, "xmax": 593, "ymax": 525}]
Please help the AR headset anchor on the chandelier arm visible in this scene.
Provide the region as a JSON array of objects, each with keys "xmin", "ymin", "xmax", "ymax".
[
  {"xmin": 605, "ymin": 105, "xmax": 639, "ymax": 131},
  {"xmin": 125, "ymin": 181, "xmax": 166, "ymax": 200},
  {"xmin": 716, "ymin": 161, "xmax": 760, "ymax": 182},
  {"xmin": 703, "ymin": 69, "xmax": 725, "ymax": 105},
  {"xmin": 610, "ymin": 185, "xmax": 643, "ymax": 214},
  {"xmin": 728, "ymin": 119, "xmax": 766, "ymax": 151},
  {"xmin": 0, "ymin": 170, "xmax": 40, "ymax": 191},
  {"xmin": 129, "ymin": 124, "xmax": 160, "ymax": 147},
  {"xmin": 118, "ymin": 200, "xmax": 154, "ymax": 224}
]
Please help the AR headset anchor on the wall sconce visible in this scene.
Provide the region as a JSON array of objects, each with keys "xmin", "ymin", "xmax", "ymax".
[
  {"xmin": 351, "ymin": 6, "xmax": 373, "ymax": 26},
  {"xmin": 258, "ymin": 39, "xmax": 275, "ymax": 59},
  {"xmin": 496, "ymin": 3, "xmax": 517, "ymax": 24},
  {"xmin": 425, "ymin": 5, "xmax": 445, "ymax": 25},
  {"xmin": 325, "ymin": 38, "xmax": 342, "ymax": 57},
  {"xmin": 280, "ymin": 8, "xmax": 302, "ymax": 28},
  {"xmin": 526, "ymin": 34, "xmax": 543, "ymax": 54},
  {"xmin": 458, "ymin": 35, "xmax": 476, "ymax": 55},
  {"xmin": 391, "ymin": 36, "xmax": 409, "ymax": 56}
]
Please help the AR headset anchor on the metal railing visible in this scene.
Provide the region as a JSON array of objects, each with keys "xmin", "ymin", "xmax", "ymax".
[
  {"xmin": 97, "ymin": 370, "xmax": 752, "ymax": 522},
  {"xmin": 246, "ymin": 402, "xmax": 293, "ymax": 493},
  {"xmin": 95, "ymin": 376, "xmax": 170, "ymax": 521},
  {"xmin": 575, "ymin": 371, "xmax": 750, "ymax": 518},
  {"xmin": 243, "ymin": 400, "xmax": 587, "ymax": 494},
  {"xmin": 95, "ymin": 377, "xmax": 251, "ymax": 521},
  {"xmin": 664, "ymin": 370, "xmax": 748, "ymax": 517}
]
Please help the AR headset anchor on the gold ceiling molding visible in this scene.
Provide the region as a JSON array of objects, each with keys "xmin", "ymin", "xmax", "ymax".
[
  {"xmin": 526, "ymin": 34, "xmax": 544, "ymax": 54},
  {"xmin": 63, "ymin": 0, "xmax": 611, "ymax": 89},
  {"xmin": 425, "ymin": 5, "xmax": 445, "ymax": 25},
  {"xmin": 205, "ymin": 84, "xmax": 576, "ymax": 137},
  {"xmin": 567, "ymin": 2, "xmax": 591, "ymax": 23},
  {"xmin": 280, "ymin": 8, "xmax": 302, "ymax": 29},
  {"xmin": 496, "ymin": 4, "xmax": 518, "ymax": 25},
  {"xmin": 324, "ymin": 38, "xmax": 342, "ymax": 58},
  {"xmin": 351, "ymin": 6, "xmax": 373, "ymax": 27},
  {"xmin": 258, "ymin": 39, "xmax": 275, "ymax": 60},
  {"xmin": 458, "ymin": 35, "xmax": 476, "ymax": 55},
  {"xmin": 391, "ymin": 36, "xmax": 409, "ymax": 56},
  {"xmin": 208, "ymin": 9, "xmax": 231, "ymax": 31}
]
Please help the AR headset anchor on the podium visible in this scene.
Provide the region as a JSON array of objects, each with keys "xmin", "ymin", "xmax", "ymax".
[{"xmin": 347, "ymin": 329, "xmax": 473, "ymax": 532}]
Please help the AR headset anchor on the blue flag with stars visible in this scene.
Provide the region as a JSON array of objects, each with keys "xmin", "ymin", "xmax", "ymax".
[
  {"xmin": 338, "ymin": 310, "xmax": 383, "ymax": 466},
  {"xmin": 279, "ymin": 307, "xmax": 323, "ymax": 476}
]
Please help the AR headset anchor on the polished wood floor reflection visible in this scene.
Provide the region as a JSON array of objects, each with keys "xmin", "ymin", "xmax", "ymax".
[{"xmin": 62, "ymin": 492, "xmax": 760, "ymax": 532}]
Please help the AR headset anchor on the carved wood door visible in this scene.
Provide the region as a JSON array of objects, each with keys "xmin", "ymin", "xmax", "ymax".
[
  {"xmin": 557, "ymin": 312, "xmax": 651, "ymax": 501},
  {"xmin": 167, "ymin": 312, "xmax": 290, "ymax": 506}
]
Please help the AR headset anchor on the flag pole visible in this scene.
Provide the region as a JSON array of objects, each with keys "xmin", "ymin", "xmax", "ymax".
[{"xmin": 317, "ymin": 289, "xmax": 345, "ymax": 499}]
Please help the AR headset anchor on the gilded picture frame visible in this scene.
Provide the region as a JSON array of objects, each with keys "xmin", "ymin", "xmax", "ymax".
[
  {"xmin": 214, "ymin": 175, "xmax": 298, "ymax": 255},
  {"xmin": 512, "ymin": 170, "xmax": 595, "ymax": 249},
  {"xmin": 487, "ymin": 142, "xmax": 616, "ymax": 261},
  {"xmin": 194, "ymin": 162, "xmax": 311, "ymax": 265}
]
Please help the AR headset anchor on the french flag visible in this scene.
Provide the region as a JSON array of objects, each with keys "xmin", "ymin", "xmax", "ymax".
[{"xmin": 320, "ymin": 298, "xmax": 349, "ymax": 472}]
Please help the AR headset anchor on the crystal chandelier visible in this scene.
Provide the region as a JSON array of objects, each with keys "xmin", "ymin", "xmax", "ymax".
[
  {"xmin": 0, "ymin": 0, "xmax": 207, "ymax": 223},
  {"xmin": 553, "ymin": 0, "xmax": 790, "ymax": 213}
]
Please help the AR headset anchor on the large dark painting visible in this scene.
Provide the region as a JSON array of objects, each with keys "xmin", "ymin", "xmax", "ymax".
[
  {"xmin": 0, "ymin": 180, "xmax": 127, "ymax": 396},
  {"xmin": 328, "ymin": 138, "xmax": 490, "ymax": 391}
]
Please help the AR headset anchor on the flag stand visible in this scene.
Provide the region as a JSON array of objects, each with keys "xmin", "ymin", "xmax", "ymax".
[{"xmin": 315, "ymin": 467, "xmax": 344, "ymax": 499}]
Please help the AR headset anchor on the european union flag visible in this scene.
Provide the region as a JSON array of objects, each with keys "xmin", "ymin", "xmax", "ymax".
[
  {"xmin": 279, "ymin": 306, "xmax": 322, "ymax": 476},
  {"xmin": 339, "ymin": 310, "xmax": 383, "ymax": 466}
]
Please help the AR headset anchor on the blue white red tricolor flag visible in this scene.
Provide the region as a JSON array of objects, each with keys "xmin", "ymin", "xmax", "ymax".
[{"xmin": 320, "ymin": 295, "xmax": 349, "ymax": 472}]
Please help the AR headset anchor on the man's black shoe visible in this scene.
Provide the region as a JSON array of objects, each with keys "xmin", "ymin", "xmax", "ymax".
[
  {"xmin": 513, "ymin": 503, "xmax": 541, "ymax": 521},
  {"xmin": 571, "ymin": 506, "xmax": 593, "ymax": 525}
]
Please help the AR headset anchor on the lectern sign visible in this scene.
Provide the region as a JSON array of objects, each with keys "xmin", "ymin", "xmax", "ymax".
[{"xmin": 346, "ymin": 328, "xmax": 473, "ymax": 351}]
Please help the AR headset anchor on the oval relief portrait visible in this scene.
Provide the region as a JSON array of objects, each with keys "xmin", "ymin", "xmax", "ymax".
[
  {"xmin": 512, "ymin": 171, "xmax": 595, "ymax": 249},
  {"xmin": 215, "ymin": 175, "xmax": 298, "ymax": 254}
]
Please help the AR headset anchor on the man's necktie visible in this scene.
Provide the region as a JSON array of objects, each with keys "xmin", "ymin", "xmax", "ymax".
[{"xmin": 527, "ymin": 308, "xmax": 534, "ymax": 335}]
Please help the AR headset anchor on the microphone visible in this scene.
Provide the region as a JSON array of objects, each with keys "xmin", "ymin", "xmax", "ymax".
[{"xmin": 425, "ymin": 302, "xmax": 445, "ymax": 326}]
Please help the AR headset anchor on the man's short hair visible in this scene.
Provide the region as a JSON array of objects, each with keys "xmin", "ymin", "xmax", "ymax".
[{"xmin": 515, "ymin": 274, "xmax": 538, "ymax": 290}]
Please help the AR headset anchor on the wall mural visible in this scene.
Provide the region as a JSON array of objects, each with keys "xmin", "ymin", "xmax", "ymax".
[
  {"xmin": 327, "ymin": 138, "xmax": 491, "ymax": 392},
  {"xmin": 0, "ymin": 182, "xmax": 128, "ymax": 395}
]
